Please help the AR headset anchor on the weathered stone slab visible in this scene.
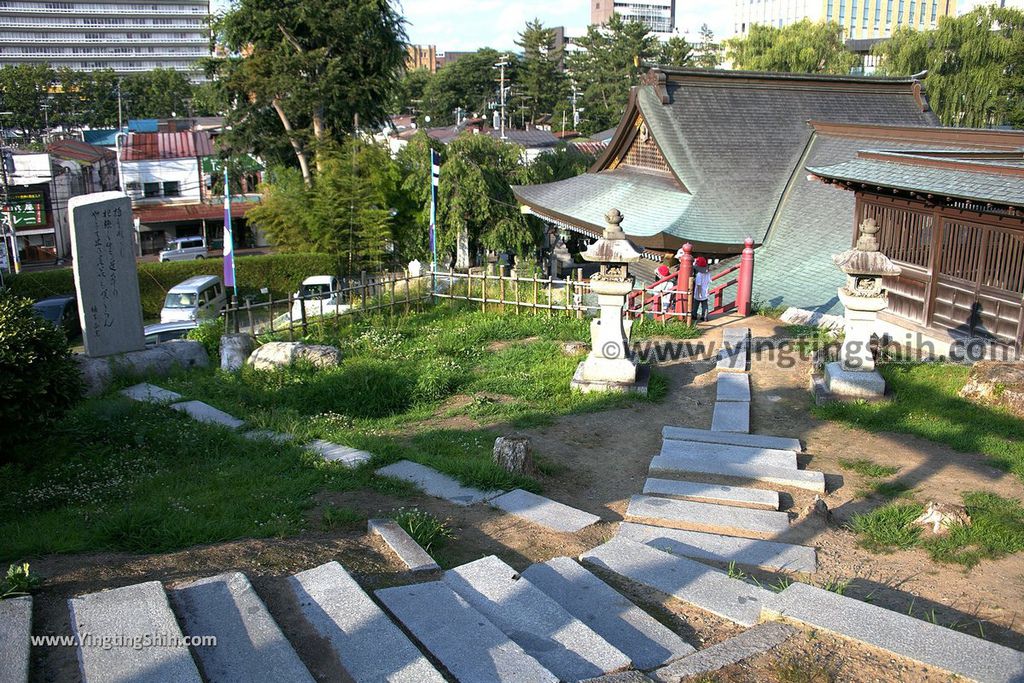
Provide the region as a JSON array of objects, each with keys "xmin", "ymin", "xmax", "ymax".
[
  {"xmin": 824, "ymin": 361, "xmax": 887, "ymax": 399},
  {"xmin": 716, "ymin": 372, "xmax": 751, "ymax": 401},
  {"xmin": 581, "ymin": 538, "xmax": 773, "ymax": 627},
  {"xmin": 442, "ymin": 555, "xmax": 631, "ymax": 680},
  {"xmin": 242, "ymin": 430, "xmax": 292, "ymax": 444},
  {"xmin": 522, "ymin": 557, "xmax": 695, "ymax": 671},
  {"xmin": 69, "ymin": 192, "xmax": 145, "ymax": 357},
  {"xmin": 711, "ymin": 401, "xmax": 750, "ymax": 433},
  {"xmin": 780, "ymin": 307, "xmax": 844, "ymax": 332},
  {"xmin": 617, "ymin": 522, "xmax": 816, "ymax": 573},
  {"xmin": 120, "ymin": 382, "xmax": 182, "ymax": 403},
  {"xmin": 68, "ymin": 581, "xmax": 202, "ymax": 683},
  {"xmin": 763, "ymin": 582, "xmax": 1024, "ymax": 683},
  {"xmin": 375, "ymin": 460, "xmax": 498, "ymax": 506},
  {"xmin": 489, "ymin": 489, "xmax": 601, "ymax": 533},
  {"xmin": 717, "ymin": 329, "xmax": 749, "ymax": 372},
  {"xmin": 247, "ymin": 341, "xmax": 342, "ymax": 370},
  {"xmin": 77, "ymin": 341, "xmax": 209, "ymax": 397},
  {"xmin": 376, "ymin": 580, "xmax": 558, "ymax": 683},
  {"xmin": 721, "ymin": 327, "xmax": 750, "ymax": 343},
  {"xmin": 625, "ymin": 495, "xmax": 790, "ymax": 537},
  {"xmin": 219, "ymin": 334, "xmax": 254, "ymax": 372},
  {"xmin": 648, "ymin": 622, "xmax": 797, "ymax": 682},
  {"xmin": 308, "ymin": 439, "xmax": 372, "ymax": 468},
  {"xmin": 582, "ymin": 672, "xmax": 653, "ymax": 683},
  {"xmin": 650, "ymin": 455, "xmax": 825, "ymax": 493},
  {"xmin": 662, "ymin": 426, "xmax": 802, "ymax": 452},
  {"xmin": 170, "ymin": 400, "xmax": 244, "ymax": 429},
  {"xmin": 659, "ymin": 440, "xmax": 796, "ymax": 469},
  {"xmin": 368, "ymin": 519, "xmax": 439, "ymax": 572},
  {"xmin": 0, "ymin": 596, "xmax": 31, "ymax": 683},
  {"xmin": 290, "ymin": 562, "xmax": 444, "ymax": 683},
  {"xmin": 170, "ymin": 572, "xmax": 313, "ymax": 683},
  {"xmin": 643, "ymin": 478, "xmax": 780, "ymax": 510}
]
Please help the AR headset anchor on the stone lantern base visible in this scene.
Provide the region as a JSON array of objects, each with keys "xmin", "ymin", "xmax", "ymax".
[
  {"xmin": 571, "ymin": 362, "xmax": 651, "ymax": 395},
  {"xmin": 822, "ymin": 361, "xmax": 886, "ymax": 400}
]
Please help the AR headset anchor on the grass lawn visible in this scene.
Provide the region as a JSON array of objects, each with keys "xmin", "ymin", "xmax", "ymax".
[{"xmin": 1, "ymin": 304, "xmax": 695, "ymax": 561}]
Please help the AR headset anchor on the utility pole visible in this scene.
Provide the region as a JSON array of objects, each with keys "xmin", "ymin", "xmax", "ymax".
[
  {"xmin": 571, "ymin": 82, "xmax": 579, "ymax": 129},
  {"xmin": 494, "ymin": 55, "xmax": 509, "ymax": 139},
  {"xmin": 1, "ymin": 146, "xmax": 20, "ymax": 275},
  {"xmin": 117, "ymin": 79, "xmax": 124, "ymax": 132}
]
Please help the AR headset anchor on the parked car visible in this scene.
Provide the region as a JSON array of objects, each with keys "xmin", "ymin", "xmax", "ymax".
[
  {"xmin": 160, "ymin": 275, "xmax": 226, "ymax": 323},
  {"xmin": 143, "ymin": 320, "xmax": 198, "ymax": 347},
  {"xmin": 290, "ymin": 275, "xmax": 351, "ymax": 321},
  {"xmin": 32, "ymin": 294, "xmax": 80, "ymax": 337},
  {"xmin": 158, "ymin": 237, "xmax": 209, "ymax": 262}
]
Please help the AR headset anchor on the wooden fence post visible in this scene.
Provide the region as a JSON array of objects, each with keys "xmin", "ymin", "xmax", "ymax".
[
  {"xmin": 532, "ymin": 273, "xmax": 539, "ymax": 314},
  {"xmin": 499, "ymin": 272, "xmax": 506, "ymax": 313},
  {"xmin": 360, "ymin": 271, "xmax": 367, "ymax": 312},
  {"xmin": 287, "ymin": 293, "xmax": 294, "ymax": 341},
  {"xmin": 298, "ymin": 290, "xmax": 308, "ymax": 336},
  {"xmin": 546, "ymin": 276, "xmax": 553, "ymax": 317}
]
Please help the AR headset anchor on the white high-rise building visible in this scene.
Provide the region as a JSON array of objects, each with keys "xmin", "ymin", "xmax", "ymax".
[
  {"xmin": 591, "ymin": 0, "xmax": 677, "ymax": 36},
  {"xmin": 0, "ymin": 0, "xmax": 211, "ymax": 76},
  {"xmin": 733, "ymin": 0, "xmax": 958, "ymax": 39}
]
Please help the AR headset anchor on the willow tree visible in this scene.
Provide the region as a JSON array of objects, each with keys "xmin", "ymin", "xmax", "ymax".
[{"xmin": 726, "ymin": 19, "xmax": 857, "ymax": 74}]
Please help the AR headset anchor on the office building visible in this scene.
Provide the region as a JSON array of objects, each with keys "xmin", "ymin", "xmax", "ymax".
[
  {"xmin": 591, "ymin": 0, "xmax": 676, "ymax": 36},
  {"xmin": 733, "ymin": 0, "xmax": 957, "ymax": 39}
]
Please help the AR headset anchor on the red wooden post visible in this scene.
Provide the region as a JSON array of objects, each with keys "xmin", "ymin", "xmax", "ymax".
[
  {"xmin": 737, "ymin": 237, "xmax": 755, "ymax": 316},
  {"xmin": 675, "ymin": 243, "xmax": 693, "ymax": 320}
]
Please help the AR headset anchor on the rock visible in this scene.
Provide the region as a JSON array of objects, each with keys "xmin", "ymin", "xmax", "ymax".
[
  {"xmin": 799, "ymin": 494, "xmax": 832, "ymax": 530},
  {"xmin": 247, "ymin": 341, "xmax": 342, "ymax": 371},
  {"xmin": 75, "ymin": 340, "xmax": 209, "ymax": 396},
  {"xmin": 492, "ymin": 436, "xmax": 535, "ymax": 475},
  {"xmin": 562, "ymin": 341, "xmax": 589, "ymax": 356},
  {"xmin": 960, "ymin": 361, "xmax": 1024, "ymax": 417},
  {"xmin": 912, "ymin": 501, "xmax": 971, "ymax": 535},
  {"xmin": 779, "ymin": 307, "xmax": 845, "ymax": 332},
  {"xmin": 220, "ymin": 333, "xmax": 255, "ymax": 372}
]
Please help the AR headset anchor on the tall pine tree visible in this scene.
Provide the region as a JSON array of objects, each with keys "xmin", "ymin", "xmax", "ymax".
[{"xmin": 515, "ymin": 19, "xmax": 567, "ymax": 124}]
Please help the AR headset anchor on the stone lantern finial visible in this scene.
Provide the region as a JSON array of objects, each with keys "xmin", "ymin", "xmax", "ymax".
[
  {"xmin": 605, "ymin": 209, "xmax": 626, "ymax": 238},
  {"xmin": 855, "ymin": 218, "xmax": 881, "ymax": 252}
]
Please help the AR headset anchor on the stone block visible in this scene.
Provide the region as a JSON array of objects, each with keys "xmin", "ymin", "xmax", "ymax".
[
  {"xmin": 170, "ymin": 401, "xmax": 244, "ymax": 429},
  {"xmin": 247, "ymin": 341, "xmax": 342, "ymax": 371},
  {"xmin": 716, "ymin": 372, "xmax": 751, "ymax": 401},
  {"xmin": 642, "ymin": 478, "xmax": 780, "ymax": 510},
  {"xmin": 522, "ymin": 557, "xmax": 695, "ymax": 671},
  {"xmin": 442, "ymin": 555, "xmax": 631, "ymax": 680},
  {"xmin": 572, "ymin": 362, "xmax": 650, "ymax": 395},
  {"xmin": 721, "ymin": 327, "xmax": 750, "ymax": 343},
  {"xmin": 368, "ymin": 519, "xmax": 439, "ymax": 572},
  {"xmin": 120, "ymin": 383, "xmax": 182, "ymax": 404},
  {"xmin": 823, "ymin": 361, "xmax": 886, "ymax": 399},
  {"xmin": 375, "ymin": 460, "xmax": 499, "ymax": 505},
  {"xmin": 492, "ymin": 436, "xmax": 535, "ymax": 474},
  {"xmin": 242, "ymin": 430, "xmax": 292, "ymax": 444},
  {"xmin": 711, "ymin": 401, "xmax": 750, "ymax": 433},
  {"xmin": 648, "ymin": 622, "xmax": 797, "ymax": 682},
  {"xmin": 625, "ymin": 495, "xmax": 790, "ymax": 537},
  {"xmin": 290, "ymin": 562, "xmax": 444, "ymax": 683},
  {"xmin": 170, "ymin": 572, "xmax": 313, "ymax": 683},
  {"xmin": 308, "ymin": 440, "xmax": 372, "ymax": 468},
  {"xmin": 489, "ymin": 489, "xmax": 601, "ymax": 533},
  {"xmin": 659, "ymin": 440, "xmax": 796, "ymax": 469},
  {"xmin": 0, "ymin": 596, "xmax": 31, "ymax": 683},
  {"xmin": 649, "ymin": 454, "xmax": 825, "ymax": 493},
  {"xmin": 617, "ymin": 522, "xmax": 816, "ymax": 573},
  {"xmin": 76, "ymin": 341, "xmax": 209, "ymax": 396},
  {"xmin": 661, "ymin": 426, "xmax": 802, "ymax": 452},
  {"xmin": 68, "ymin": 581, "xmax": 201, "ymax": 683},
  {"xmin": 375, "ymin": 580, "xmax": 558, "ymax": 683},
  {"xmin": 219, "ymin": 334, "xmax": 254, "ymax": 372},
  {"xmin": 779, "ymin": 307, "xmax": 845, "ymax": 332},
  {"xmin": 763, "ymin": 582, "xmax": 1024, "ymax": 683},
  {"xmin": 582, "ymin": 672, "xmax": 653, "ymax": 682}
]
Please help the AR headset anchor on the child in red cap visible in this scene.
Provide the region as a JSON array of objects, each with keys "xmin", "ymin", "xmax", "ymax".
[{"xmin": 693, "ymin": 256, "xmax": 711, "ymax": 322}]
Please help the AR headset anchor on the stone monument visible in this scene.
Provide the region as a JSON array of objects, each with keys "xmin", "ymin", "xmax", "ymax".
[
  {"xmin": 570, "ymin": 208, "xmax": 649, "ymax": 394},
  {"xmin": 824, "ymin": 217, "xmax": 902, "ymax": 399},
  {"xmin": 69, "ymin": 192, "xmax": 145, "ymax": 357}
]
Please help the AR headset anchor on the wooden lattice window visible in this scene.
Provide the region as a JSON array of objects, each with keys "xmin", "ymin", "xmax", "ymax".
[
  {"xmin": 981, "ymin": 229, "xmax": 1024, "ymax": 294},
  {"xmin": 861, "ymin": 201, "xmax": 933, "ymax": 269},
  {"xmin": 939, "ymin": 220, "xmax": 985, "ymax": 284},
  {"xmin": 621, "ymin": 121, "xmax": 670, "ymax": 173}
]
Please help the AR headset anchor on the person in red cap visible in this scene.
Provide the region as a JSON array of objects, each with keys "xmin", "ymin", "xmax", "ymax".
[{"xmin": 692, "ymin": 256, "xmax": 711, "ymax": 322}]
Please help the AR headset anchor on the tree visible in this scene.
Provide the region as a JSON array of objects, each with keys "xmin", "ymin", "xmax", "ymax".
[
  {"xmin": 190, "ymin": 80, "xmax": 229, "ymax": 117},
  {"xmin": 569, "ymin": 13, "xmax": 660, "ymax": 135},
  {"xmin": 0, "ymin": 65, "xmax": 53, "ymax": 133},
  {"xmin": 421, "ymin": 48, "xmax": 508, "ymax": 126},
  {"xmin": 872, "ymin": 26, "xmax": 930, "ymax": 77},
  {"xmin": 122, "ymin": 68, "xmax": 195, "ymax": 119},
  {"xmin": 527, "ymin": 143, "xmax": 596, "ymax": 184},
  {"xmin": 515, "ymin": 19, "xmax": 567, "ymax": 123},
  {"xmin": 657, "ymin": 36, "xmax": 694, "ymax": 68},
  {"xmin": 393, "ymin": 68, "xmax": 434, "ymax": 115},
  {"xmin": 695, "ymin": 23, "xmax": 722, "ymax": 69},
  {"xmin": 726, "ymin": 19, "xmax": 858, "ymax": 74}
]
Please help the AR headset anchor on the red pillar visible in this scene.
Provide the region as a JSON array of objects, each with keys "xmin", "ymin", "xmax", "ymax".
[
  {"xmin": 737, "ymin": 237, "xmax": 754, "ymax": 316},
  {"xmin": 676, "ymin": 243, "xmax": 693, "ymax": 320}
]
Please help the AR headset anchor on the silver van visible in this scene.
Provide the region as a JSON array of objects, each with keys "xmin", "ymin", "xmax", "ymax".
[
  {"xmin": 159, "ymin": 237, "xmax": 209, "ymax": 262},
  {"xmin": 160, "ymin": 275, "xmax": 227, "ymax": 323}
]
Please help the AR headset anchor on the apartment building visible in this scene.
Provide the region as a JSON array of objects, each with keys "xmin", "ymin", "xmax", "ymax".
[
  {"xmin": 591, "ymin": 0, "xmax": 677, "ymax": 36},
  {"xmin": 733, "ymin": 0, "xmax": 957, "ymax": 38},
  {"xmin": 0, "ymin": 0, "xmax": 211, "ymax": 76}
]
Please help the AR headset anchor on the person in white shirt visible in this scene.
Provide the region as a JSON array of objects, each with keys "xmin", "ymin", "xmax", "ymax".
[{"xmin": 692, "ymin": 256, "xmax": 711, "ymax": 322}]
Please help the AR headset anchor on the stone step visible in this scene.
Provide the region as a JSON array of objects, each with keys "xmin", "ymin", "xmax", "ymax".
[
  {"xmin": 375, "ymin": 580, "xmax": 558, "ymax": 683},
  {"xmin": 368, "ymin": 519, "xmax": 440, "ymax": 572},
  {"xmin": 170, "ymin": 572, "xmax": 313, "ymax": 683},
  {"xmin": 68, "ymin": 581, "xmax": 202, "ymax": 683},
  {"xmin": 661, "ymin": 426, "xmax": 802, "ymax": 453},
  {"xmin": 442, "ymin": 555, "xmax": 631, "ymax": 680},
  {"xmin": 121, "ymin": 382, "xmax": 183, "ymax": 403},
  {"xmin": 648, "ymin": 622, "xmax": 797, "ymax": 682},
  {"xmin": 617, "ymin": 522, "xmax": 817, "ymax": 574},
  {"xmin": 715, "ymin": 373, "xmax": 750, "ymax": 402},
  {"xmin": 581, "ymin": 538, "xmax": 773, "ymax": 627},
  {"xmin": 763, "ymin": 582, "xmax": 1024, "ymax": 683},
  {"xmin": 722, "ymin": 327, "xmax": 750, "ymax": 343},
  {"xmin": 242, "ymin": 429, "xmax": 292, "ymax": 443},
  {"xmin": 716, "ymin": 329, "xmax": 749, "ymax": 372},
  {"xmin": 0, "ymin": 596, "xmax": 31, "ymax": 683},
  {"xmin": 659, "ymin": 440, "xmax": 796, "ymax": 470},
  {"xmin": 375, "ymin": 460, "xmax": 500, "ymax": 506},
  {"xmin": 643, "ymin": 478, "xmax": 780, "ymax": 510},
  {"xmin": 625, "ymin": 495, "xmax": 790, "ymax": 537},
  {"xmin": 308, "ymin": 439, "xmax": 373, "ymax": 468},
  {"xmin": 522, "ymin": 557, "xmax": 695, "ymax": 671},
  {"xmin": 711, "ymin": 401, "xmax": 749, "ymax": 433},
  {"xmin": 170, "ymin": 400, "xmax": 244, "ymax": 429},
  {"xmin": 649, "ymin": 454, "xmax": 826, "ymax": 493},
  {"xmin": 489, "ymin": 489, "xmax": 601, "ymax": 533},
  {"xmin": 290, "ymin": 562, "xmax": 444, "ymax": 683}
]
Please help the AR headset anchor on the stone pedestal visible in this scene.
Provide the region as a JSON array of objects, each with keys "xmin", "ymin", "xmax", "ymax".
[
  {"xmin": 824, "ymin": 291, "xmax": 887, "ymax": 399},
  {"xmin": 823, "ymin": 361, "xmax": 886, "ymax": 399},
  {"xmin": 571, "ymin": 278, "xmax": 647, "ymax": 394}
]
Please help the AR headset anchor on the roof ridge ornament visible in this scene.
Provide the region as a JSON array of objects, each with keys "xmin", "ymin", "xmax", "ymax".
[{"xmin": 640, "ymin": 68, "xmax": 669, "ymax": 104}]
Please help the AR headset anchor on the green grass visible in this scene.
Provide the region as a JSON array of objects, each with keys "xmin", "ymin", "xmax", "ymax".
[
  {"xmin": 838, "ymin": 458, "xmax": 901, "ymax": 479},
  {"xmin": 320, "ymin": 505, "xmax": 364, "ymax": 530},
  {"xmin": 857, "ymin": 480, "xmax": 914, "ymax": 500},
  {"xmin": 815, "ymin": 363, "xmax": 1024, "ymax": 483},
  {"xmin": 392, "ymin": 507, "xmax": 455, "ymax": 555},
  {"xmin": 849, "ymin": 502, "xmax": 925, "ymax": 552}
]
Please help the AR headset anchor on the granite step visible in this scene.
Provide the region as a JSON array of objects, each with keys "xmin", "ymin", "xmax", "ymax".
[
  {"xmin": 763, "ymin": 582, "xmax": 1024, "ymax": 683},
  {"xmin": 290, "ymin": 562, "xmax": 444, "ymax": 682},
  {"xmin": 716, "ymin": 328, "xmax": 750, "ymax": 372},
  {"xmin": 648, "ymin": 622, "xmax": 797, "ymax": 682},
  {"xmin": 625, "ymin": 495, "xmax": 790, "ymax": 537},
  {"xmin": 442, "ymin": 555, "xmax": 631, "ymax": 680},
  {"xmin": 617, "ymin": 522, "xmax": 817, "ymax": 574},
  {"xmin": 121, "ymin": 382, "xmax": 183, "ymax": 403},
  {"xmin": 661, "ymin": 426, "xmax": 802, "ymax": 453},
  {"xmin": 375, "ymin": 580, "xmax": 558, "ymax": 683},
  {"xmin": 581, "ymin": 538, "xmax": 772, "ymax": 627},
  {"xmin": 489, "ymin": 489, "xmax": 601, "ymax": 533},
  {"xmin": 650, "ymin": 454, "xmax": 826, "ymax": 493},
  {"xmin": 170, "ymin": 572, "xmax": 313, "ymax": 683},
  {"xmin": 522, "ymin": 557, "xmax": 695, "ymax": 671},
  {"xmin": 715, "ymin": 373, "xmax": 750, "ymax": 402},
  {"xmin": 659, "ymin": 439, "xmax": 797, "ymax": 470},
  {"xmin": 0, "ymin": 596, "xmax": 32, "ymax": 683},
  {"xmin": 368, "ymin": 519, "xmax": 440, "ymax": 572},
  {"xmin": 68, "ymin": 581, "xmax": 202, "ymax": 683},
  {"xmin": 711, "ymin": 401, "xmax": 749, "ymax": 433},
  {"xmin": 375, "ymin": 460, "xmax": 500, "ymax": 506},
  {"xmin": 643, "ymin": 478, "xmax": 780, "ymax": 510},
  {"xmin": 170, "ymin": 400, "xmax": 245, "ymax": 429},
  {"xmin": 308, "ymin": 439, "xmax": 373, "ymax": 468}
]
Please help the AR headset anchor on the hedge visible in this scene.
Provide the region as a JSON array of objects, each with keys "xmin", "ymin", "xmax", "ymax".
[{"xmin": 7, "ymin": 253, "xmax": 339, "ymax": 319}]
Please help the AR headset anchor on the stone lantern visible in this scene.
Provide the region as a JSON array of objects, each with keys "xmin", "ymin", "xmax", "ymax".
[
  {"xmin": 571, "ymin": 208, "xmax": 649, "ymax": 394},
  {"xmin": 824, "ymin": 217, "xmax": 902, "ymax": 399}
]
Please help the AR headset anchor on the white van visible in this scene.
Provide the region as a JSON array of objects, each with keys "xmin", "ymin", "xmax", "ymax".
[
  {"xmin": 159, "ymin": 237, "xmax": 209, "ymax": 262},
  {"xmin": 160, "ymin": 275, "xmax": 227, "ymax": 323},
  {"xmin": 290, "ymin": 275, "xmax": 350, "ymax": 321}
]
